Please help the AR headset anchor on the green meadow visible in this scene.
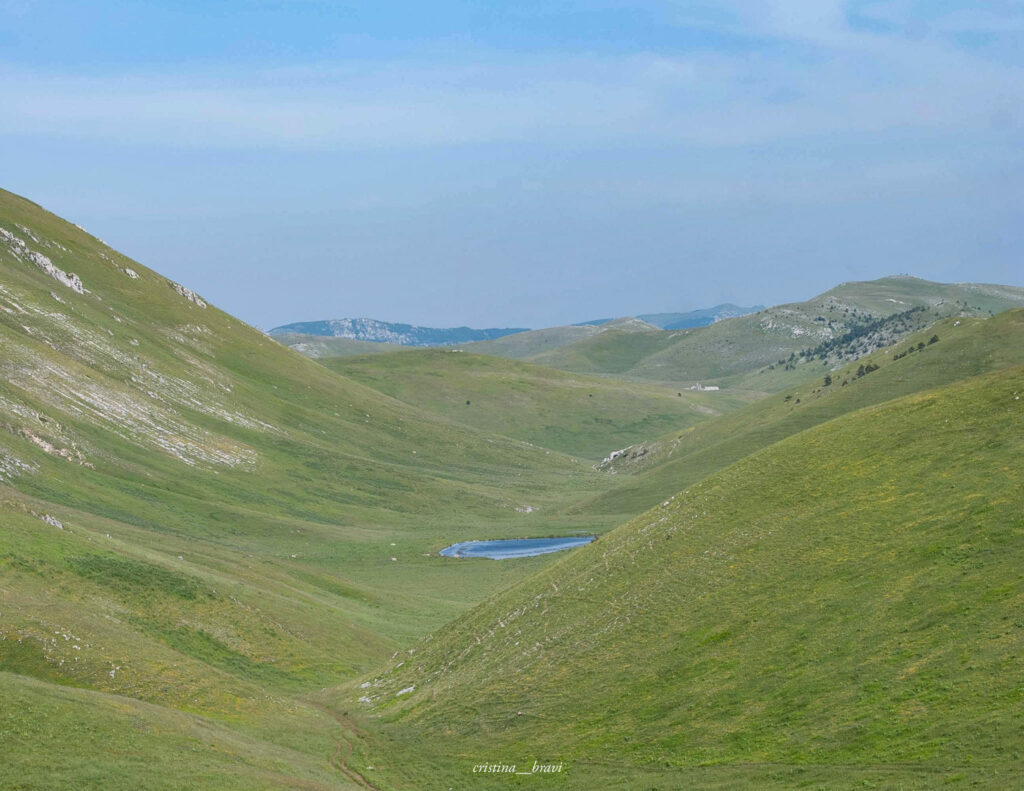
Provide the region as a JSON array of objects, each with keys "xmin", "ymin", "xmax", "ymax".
[
  {"xmin": 2, "ymin": 187, "xmax": 1022, "ymax": 790},
  {"xmin": 355, "ymin": 365, "xmax": 1024, "ymax": 790},
  {"xmin": 322, "ymin": 348, "xmax": 753, "ymax": 461}
]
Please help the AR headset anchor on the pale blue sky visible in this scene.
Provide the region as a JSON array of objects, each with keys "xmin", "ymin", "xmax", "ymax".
[{"xmin": 1, "ymin": 1, "xmax": 1022, "ymax": 329}]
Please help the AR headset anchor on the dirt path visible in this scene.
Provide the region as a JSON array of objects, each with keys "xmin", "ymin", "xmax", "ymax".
[{"xmin": 309, "ymin": 702, "xmax": 382, "ymax": 791}]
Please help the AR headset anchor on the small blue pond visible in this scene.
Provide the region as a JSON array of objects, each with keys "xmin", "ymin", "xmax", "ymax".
[{"xmin": 439, "ymin": 535, "xmax": 596, "ymax": 560}]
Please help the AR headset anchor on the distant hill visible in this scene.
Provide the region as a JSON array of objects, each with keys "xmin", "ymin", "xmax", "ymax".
[
  {"xmin": 639, "ymin": 303, "xmax": 765, "ymax": 329},
  {"xmin": 581, "ymin": 309, "xmax": 1024, "ymax": 517},
  {"xmin": 273, "ymin": 304, "xmax": 761, "ymax": 353},
  {"xmin": 572, "ymin": 304, "xmax": 762, "ymax": 330},
  {"xmin": 462, "ymin": 277, "xmax": 1024, "ymax": 389},
  {"xmin": 457, "ymin": 314, "xmax": 662, "ymax": 361},
  {"xmin": 268, "ymin": 317, "xmax": 529, "ymax": 346},
  {"xmin": 269, "ymin": 331, "xmax": 406, "ymax": 358},
  {"xmin": 321, "ymin": 349, "xmax": 753, "ymax": 460}
]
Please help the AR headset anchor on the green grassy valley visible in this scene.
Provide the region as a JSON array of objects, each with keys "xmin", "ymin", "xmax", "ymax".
[
  {"xmin": 2, "ymin": 187, "xmax": 1023, "ymax": 791},
  {"xmin": 354, "ymin": 364, "xmax": 1024, "ymax": 789},
  {"xmin": 0, "ymin": 188, "xmax": 620, "ymax": 789}
]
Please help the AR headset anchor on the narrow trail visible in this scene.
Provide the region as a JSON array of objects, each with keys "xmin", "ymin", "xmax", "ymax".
[{"xmin": 309, "ymin": 702, "xmax": 382, "ymax": 791}]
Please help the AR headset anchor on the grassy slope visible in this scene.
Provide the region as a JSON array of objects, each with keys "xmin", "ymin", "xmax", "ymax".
[
  {"xmin": 462, "ymin": 277, "xmax": 1024, "ymax": 389},
  {"xmin": 580, "ymin": 310, "xmax": 1024, "ymax": 519},
  {"xmin": 0, "ymin": 672, "xmax": 354, "ymax": 791},
  {"xmin": 321, "ymin": 349, "xmax": 753, "ymax": 461},
  {"xmin": 355, "ymin": 364, "xmax": 1024, "ymax": 790},
  {"xmin": 458, "ymin": 324, "xmax": 603, "ymax": 359},
  {"xmin": 0, "ymin": 188, "xmax": 619, "ymax": 788},
  {"xmin": 526, "ymin": 322, "xmax": 683, "ymax": 376},
  {"xmin": 626, "ymin": 277, "xmax": 1018, "ymax": 386},
  {"xmin": 5, "ymin": 184, "xmax": 1022, "ymax": 790}
]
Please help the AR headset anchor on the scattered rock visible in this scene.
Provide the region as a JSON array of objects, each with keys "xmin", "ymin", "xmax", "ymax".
[
  {"xmin": 1, "ymin": 227, "xmax": 87, "ymax": 293},
  {"xmin": 167, "ymin": 280, "xmax": 207, "ymax": 308}
]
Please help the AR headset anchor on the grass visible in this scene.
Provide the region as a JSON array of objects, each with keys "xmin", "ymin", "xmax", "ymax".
[
  {"xmin": 0, "ymin": 672, "xmax": 355, "ymax": 791},
  {"xmin": 457, "ymin": 324, "xmax": 604, "ymax": 359},
  {"xmin": 320, "ymin": 348, "xmax": 753, "ymax": 460},
  {"xmin": 3, "ymin": 187, "xmax": 1023, "ymax": 790},
  {"xmin": 272, "ymin": 333, "xmax": 405, "ymax": 358},
  {"xmin": 461, "ymin": 276, "xmax": 1024, "ymax": 389},
  {"xmin": 0, "ymin": 187, "xmax": 628, "ymax": 787},
  {"xmin": 353, "ymin": 364, "xmax": 1024, "ymax": 789},
  {"xmin": 578, "ymin": 309, "xmax": 1024, "ymax": 519}
]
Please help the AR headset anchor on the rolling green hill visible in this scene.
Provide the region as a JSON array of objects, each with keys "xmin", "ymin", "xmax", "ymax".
[
  {"xmin": 456, "ymin": 322, "xmax": 606, "ymax": 359},
  {"xmin": 0, "ymin": 187, "xmax": 619, "ymax": 789},
  {"xmin": 580, "ymin": 310, "xmax": 1024, "ymax": 518},
  {"xmin": 639, "ymin": 304, "xmax": 764, "ymax": 330},
  {"xmin": 624, "ymin": 277, "xmax": 1023, "ymax": 387},
  {"xmin": 320, "ymin": 349, "xmax": 754, "ymax": 460},
  {"xmin": 354, "ymin": 363, "xmax": 1024, "ymax": 790},
  {"xmin": 462, "ymin": 277, "xmax": 1024, "ymax": 390},
  {"xmin": 4, "ymin": 184, "xmax": 1024, "ymax": 791}
]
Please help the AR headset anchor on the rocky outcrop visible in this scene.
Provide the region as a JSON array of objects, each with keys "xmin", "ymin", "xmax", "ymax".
[
  {"xmin": 167, "ymin": 280, "xmax": 207, "ymax": 308},
  {"xmin": 1, "ymin": 227, "xmax": 87, "ymax": 294}
]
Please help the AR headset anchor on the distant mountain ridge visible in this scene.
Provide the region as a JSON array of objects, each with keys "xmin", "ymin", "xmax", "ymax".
[
  {"xmin": 451, "ymin": 276, "xmax": 1024, "ymax": 388},
  {"xmin": 641, "ymin": 303, "xmax": 766, "ymax": 329},
  {"xmin": 268, "ymin": 317, "xmax": 529, "ymax": 346},
  {"xmin": 271, "ymin": 304, "xmax": 763, "ymax": 348},
  {"xmin": 574, "ymin": 304, "xmax": 762, "ymax": 329}
]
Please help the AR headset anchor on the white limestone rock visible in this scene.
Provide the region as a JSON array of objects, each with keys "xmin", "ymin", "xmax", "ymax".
[
  {"xmin": 0, "ymin": 227, "xmax": 87, "ymax": 294},
  {"xmin": 167, "ymin": 280, "xmax": 207, "ymax": 308}
]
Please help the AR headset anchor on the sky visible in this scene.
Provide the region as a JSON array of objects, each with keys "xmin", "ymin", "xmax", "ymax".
[{"xmin": 1, "ymin": 1, "xmax": 1022, "ymax": 330}]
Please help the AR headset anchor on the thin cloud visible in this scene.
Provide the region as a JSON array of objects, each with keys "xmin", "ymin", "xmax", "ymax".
[
  {"xmin": 0, "ymin": 2, "xmax": 1021, "ymax": 155},
  {"xmin": 1, "ymin": 40, "xmax": 1022, "ymax": 152}
]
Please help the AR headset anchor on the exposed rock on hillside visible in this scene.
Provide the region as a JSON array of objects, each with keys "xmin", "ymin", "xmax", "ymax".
[
  {"xmin": 1, "ymin": 226, "xmax": 87, "ymax": 294},
  {"xmin": 167, "ymin": 280, "xmax": 207, "ymax": 308}
]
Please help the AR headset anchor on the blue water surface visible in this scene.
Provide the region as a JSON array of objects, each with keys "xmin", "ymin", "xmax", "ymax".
[{"xmin": 439, "ymin": 535, "xmax": 596, "ymax": 559}]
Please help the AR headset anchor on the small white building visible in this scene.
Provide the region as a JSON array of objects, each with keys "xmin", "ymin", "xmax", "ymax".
[{"xmin": 688, "ymin": 383, "xmax": 720, "ymax": 391}]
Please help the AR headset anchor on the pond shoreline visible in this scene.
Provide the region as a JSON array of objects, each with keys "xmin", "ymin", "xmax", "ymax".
[{"xmin": 439, "ymin": 535, "xmax": 597, "ymax": 560}]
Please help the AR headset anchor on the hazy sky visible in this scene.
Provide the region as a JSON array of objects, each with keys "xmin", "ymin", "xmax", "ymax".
[{"xmin": 2, "ymin": 1, "xmax": 1022, "ymax": 330}]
